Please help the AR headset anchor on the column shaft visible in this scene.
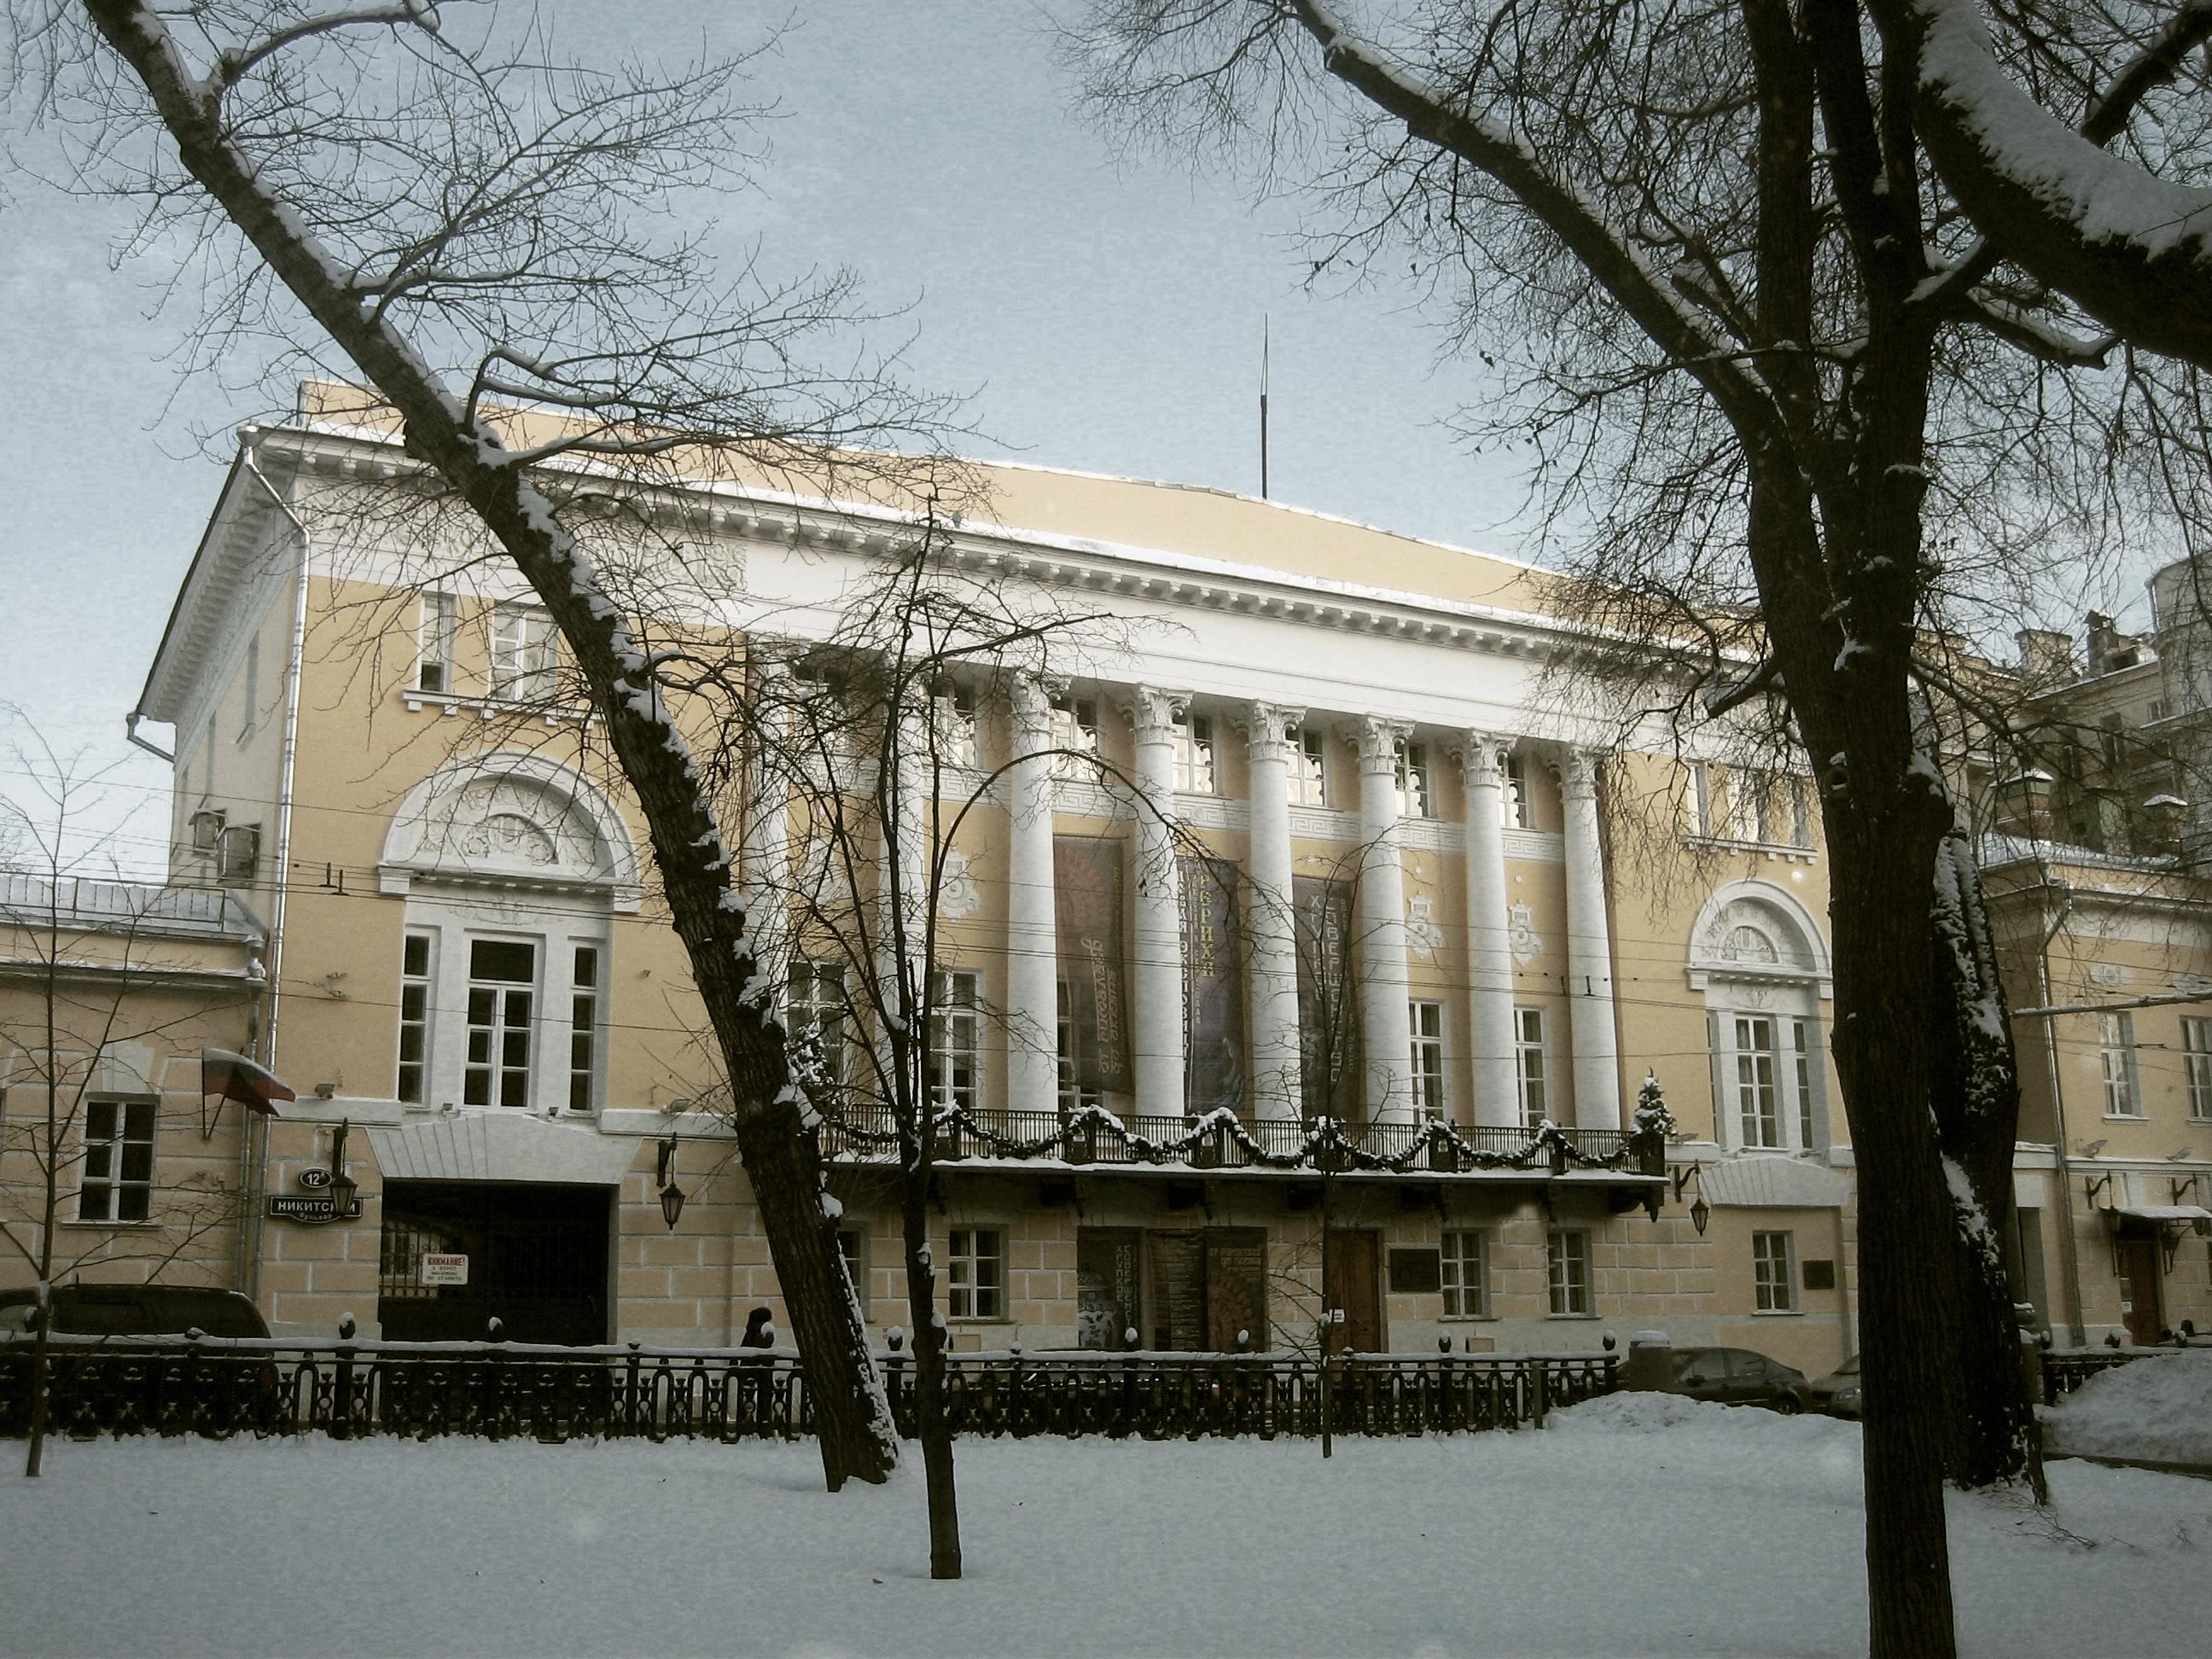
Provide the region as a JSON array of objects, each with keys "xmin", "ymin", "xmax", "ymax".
[
  {"xmin": 1559, "ymin": 750, "xmax": 1623, "ymax": 1128},
  {"xmin": 1355, "ymin": 718, "xmax": 1415, "ymax": 1123},
  {"xmin": 1459, "ymin": 735, "xmax": 1521, "ymax": 1127},
  {"xmin": 1240, "ymin": 703, "xmax": 1304, "ymax": 1121},
  {"xmin": 1127, "ymin": 687, "xmax": 1189, "ymax": 1121},
  {"xmin": 1005, "ymin": 677, "xmax": 1060, "ymax": 1114}
]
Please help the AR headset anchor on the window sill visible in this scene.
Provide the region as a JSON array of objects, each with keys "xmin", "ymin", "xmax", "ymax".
[
  {"xmin": 61, "ymin": 1218, "xmax": 158, "ymax": 1230},
  {"xmin": 400, "ymin": 689, "xmax": 594, "ymax": 725},
  {"xmin": 1440, "ymin": 1314, "xmax": 1497, "ymax": 1324},
  {"xmin": 1545, "ymin": 1312, "xmax": 1599, "ymax": 1321},
  {"xmin": 1684, "ymin": 834, "xmax": 1819, "ymax": 864},
  {"xmin": 2101, "ymin": 1114, "xmax": 2148, "ymax": 1123},
  {"xmin": 1752, "ymin": 1308, "xmax": 1803, "ymax": 1318}
]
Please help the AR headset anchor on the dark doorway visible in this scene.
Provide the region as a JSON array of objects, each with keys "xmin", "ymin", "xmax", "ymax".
[
  {"xmin": 1324, "ymin": 1229, "xmax": 1382, "ymax": 1354},
  {"xmin": 378, "ymin": 1181, "xmax": 611, "ymax": 1345},
  {"xmin": 2116, "ymin": 1232, "xmax": 2164, "ymax": 1346}
]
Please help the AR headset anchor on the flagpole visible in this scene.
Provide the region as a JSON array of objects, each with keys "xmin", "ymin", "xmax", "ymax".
[{"xmin": 1260, "ymin": 315, "xmax": 1270, "ymax": 500}]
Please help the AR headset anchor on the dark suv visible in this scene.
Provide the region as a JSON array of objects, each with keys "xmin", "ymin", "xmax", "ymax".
[
  {"xmin": 0, "ymin": 1284, "xmax": 269, "ymax": 1338},
  {"xmin": 1669, "ymin": 1346, "xmax": 1812, "ymax": 1413}
]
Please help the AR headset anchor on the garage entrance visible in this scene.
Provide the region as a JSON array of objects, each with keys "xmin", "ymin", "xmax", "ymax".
[{"xmin": 378, "ymin": 1181, "xmax": 612, "ymax": 1345}]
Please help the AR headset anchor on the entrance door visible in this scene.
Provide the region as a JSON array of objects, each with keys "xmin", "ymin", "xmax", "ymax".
[
  {"xmin": 1324, "ymin": 1229, "xmax": 1383, "ymax": 1355},
  {"xmin": 378, "ymin": 1181, "xmax": 611, "ymax": 1344},
  {"xmin": 2116, "ymin": 1234, "xmax": 2164, "ymax": 1346}
]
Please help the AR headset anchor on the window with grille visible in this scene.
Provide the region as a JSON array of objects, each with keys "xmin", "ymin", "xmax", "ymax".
[
  {"xmin": 1291, "ymin": 727, "xmax": 1328, "ymax": 806},
  {"xmin": 398, "ymin": 931, "xmax": 433, "ymax": 1104},
  {"xmin": 2100, "ymin": 1011, "xmax": 2142, "ymax": 1117},
  {"xmin": 79, "ymin": 1097, "xmax": 155, "ymax": 1223},
  {"xmin": 1514, "ymin": 1007, "xmax": 1548, "ymax": 1126},
  {"xmin": 417, "ymin": 593, "xmax": 456, "ymax": 693},
  {"xmin": 1173, "ymin": 708, "xmax": 1217, "ymax": 794},
  {"xmin": 788, "ymin": 960, "xmax": 848, "ymax": 1091},
  {"xmin": 1441, "ymin": 1229, "xmax": 1488, "ymax": 1318},
  {"xmin": 928, "ymin": 970, "xmax": 981, "ymax": 1112},
  {"xmin": 1409, "ymin": 1000, "xmax": 1445, "ymax": 1118},
  {"xmin": 1546, "ymin": 1229, "xmax": 1591, "ymax": 1317},
  {"xmin": 1754, "ymin": 1231, "xmax": 1797, "ymax": 1312},
  {"xmin": 464, "ymin": 939, "xmax": 537, "ymax": 1108},
  {"xmin": 488, "ymin": 603, "xmax": 558, "ymax": 701},
  {"xmin": 568, "ymin": 945, "xmax": 601, "ymax": 1113},
  {"xmin": 947, "ymin": 1227, "xmax": 1004, "ymax": 1319},
  {"xmin": 1735, "ymin": 1014, "xmax": 1781, "ymax": 1147},
  {"xmin": 2187, "ymin": 1017, "xmax": 2212, "ymax": 1121},
  {"xmin": 1502, "ymin": 752, "xmax": 1532, "ymax": 829},
  {"xmin": 1049, "ymin": 695, "xmax": 1098, "ymax": 780},
  {"xmin": 1394, "ymin": 738, "xmax": 1434, "ymax": 818}
]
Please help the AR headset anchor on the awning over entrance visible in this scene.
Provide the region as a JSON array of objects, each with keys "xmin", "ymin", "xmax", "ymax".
[{"xmin": 2103, "ymin": 1203, "xmax": 2212, "ymax": 1231}]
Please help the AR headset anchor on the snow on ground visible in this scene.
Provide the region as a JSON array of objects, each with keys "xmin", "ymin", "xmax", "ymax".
[
  {"xmin": 2044, "ymin": 1348, "xmax": 2212, "ymax": 1467},
  {"xmin": 3, "ymin": 1399, "xmax": 2209, "ymax": 1658}
]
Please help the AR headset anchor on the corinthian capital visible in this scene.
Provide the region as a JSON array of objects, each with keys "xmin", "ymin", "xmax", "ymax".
[
  {"xmin": 1551, "ymin": 747, "xmax": 1602, "ymax": 801},
  {"xmin": 1353, "ymin": 715, "xmax": 1413, "ymax": 771},
  {"xmin": 1235, "ymin": 701, "xmax": 1305, "ymax": 763},
  {"xmin": 1453, "ymin": 731, "xmax": 1509, "ymax": 785},
  {"xmin": 1122, "ymin": 685, "xmax": 1191, "ymax": 745}
]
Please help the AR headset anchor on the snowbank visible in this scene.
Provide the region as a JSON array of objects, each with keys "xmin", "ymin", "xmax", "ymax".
[
  {"xmin": 2045, "ymin": 1349, "xmax": 2212, "ymax": 1467},
  {"xmin": 1551, "ymin": 1388, "xmax": 1855, "ymax": 1447}
]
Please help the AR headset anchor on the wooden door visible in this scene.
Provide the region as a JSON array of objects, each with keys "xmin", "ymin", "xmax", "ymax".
[
  {"xmin": 2116, "ymin": 1235, "xmax": 2164, "ymax": 1346},
  {"xmin": 1324, "ymin": 1229, "xmax": 1383, "ymax": 1355}
]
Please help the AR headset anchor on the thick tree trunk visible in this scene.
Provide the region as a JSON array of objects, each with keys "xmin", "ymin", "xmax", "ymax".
[{"xmin": 22, "ymin": 1317, "xmax": 49, "ymax": 1478}]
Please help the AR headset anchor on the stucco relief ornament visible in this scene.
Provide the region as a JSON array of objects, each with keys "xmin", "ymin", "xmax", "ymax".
[
  {"xmin": 460, "ymin": 812, "xmax": 557, "ymax": 865},
  {"xmin": 1508, "ymin": 902, "xmax": 1542, "ymax": 966},
  {"xmin": 939, "ymin": 848, "xmax": 982, "ymax": 923},
  {"xmin": 1405, "ymin": 894, "xmax": 1445, "ymax": 962}
]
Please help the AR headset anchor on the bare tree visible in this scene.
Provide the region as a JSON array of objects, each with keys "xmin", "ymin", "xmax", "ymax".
[
  {"xmin": 0, "ymin": 719, "xmax": 259, "ymax": 1476},
  {"xmin": 9, "ymin": 0, "xmax": 981, "ymax": 1492},
  {"xmin": 1062, "ymin": 2, "xmax": 2212, "ymax": 1648}
]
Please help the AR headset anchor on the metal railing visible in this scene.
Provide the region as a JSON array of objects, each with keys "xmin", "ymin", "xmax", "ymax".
[
  {"xmin": 0, "ymin": 1336, "xmax": 1617, "ymax": 1444},
  {"xmin": 2040, "ymin": 1346, "xmax": 2153, "ymax": 1403}
]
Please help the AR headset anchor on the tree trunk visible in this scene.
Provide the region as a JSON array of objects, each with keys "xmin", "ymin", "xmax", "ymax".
[
  {"xmin": 22, "ymin": 1314, "xmax": 49, "ymax": 1478},
  {"xmin": 899, "ymin": 1156, "xmax": 962, "ymax": 1578}
]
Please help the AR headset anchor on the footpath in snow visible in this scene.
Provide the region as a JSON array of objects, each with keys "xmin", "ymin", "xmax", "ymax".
[{"xmin": 3, "ymin": 1393, "xmax": 2209, "ymax": 1657}]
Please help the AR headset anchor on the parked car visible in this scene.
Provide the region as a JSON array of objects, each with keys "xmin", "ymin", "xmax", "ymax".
[
  {"xmin": 1809, "ymin": 1353, "xmax": 1860, "ymax": 1417},
  {"xmin": 0, "ymin": 1283, "xmax": 269, "ymax": 1338},
  {"xmin": 1669, "ymin": 1346, "xmax": 1812, "ymax": 1413}
]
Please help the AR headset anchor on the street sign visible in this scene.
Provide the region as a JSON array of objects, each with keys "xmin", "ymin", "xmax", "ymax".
[
  {"xmin": 420, "ymin": 1253, "xmax": 469, "ymax": 1288},
  {"xmin": 265, "ymin": 1193, "xmax": 362, "ymax": 1223},
  {"xmin": 297, "ymin": 1167, "xmax": 332, "ymax": 1190}
]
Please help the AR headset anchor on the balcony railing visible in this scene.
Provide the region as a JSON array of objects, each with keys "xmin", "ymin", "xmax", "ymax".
[
  {"xmin": 0, "ymin": 1334, "xmax": 1618, "ymax": 1443},
  {"xmin": 818, "ymin": 1100, "xmax": 1665, "ymax": 1181}
]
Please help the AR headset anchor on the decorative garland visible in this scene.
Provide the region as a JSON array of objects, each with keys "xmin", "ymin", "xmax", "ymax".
[{"xmin": 826, "ymin": 1074, "xmax": 1678, "ymax": 1179}]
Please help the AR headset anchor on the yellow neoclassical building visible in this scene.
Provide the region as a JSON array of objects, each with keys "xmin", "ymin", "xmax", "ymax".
[{"xmin": 14, "ymin": 405, "xmax": 2208, "ymax": 1371}]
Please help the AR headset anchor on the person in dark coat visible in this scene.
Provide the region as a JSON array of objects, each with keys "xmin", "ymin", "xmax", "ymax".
[{"xmin": 739, "ymin": 1306, "xmax": 776, "ymax": 1429}]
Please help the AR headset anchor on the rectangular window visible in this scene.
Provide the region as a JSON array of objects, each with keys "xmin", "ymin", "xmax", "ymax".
[
  {"xmin": 928, "ymin": 969, "xmax": 981, "ymax": 1113},
  {"xmin": 1502, "ymin": 752, "xmax": 1532, "ymax": 830},
  {"xmin": 1514, "ymin": 1007, "xmax": 1548, "ymax": 1127},
  {"xmin": 1291, "ymin": 727, "xmax": 1328, "ymax": 806},
  {"xmin": 1735, "ymin": 1014, "xmax": 1781, "ymax": 1147},
  {"xmin": 1173, "ymin": 709, "xmax": 1217, "ymax": 795},
  {"xmin": 788, "ymin": 960, "xmax": 848, "ymax": 1091},
  {"xmin": 1409, "ymin": 1000, "xmax": 1445, "ymax": 1118},
  {"xmin": 1546, "ymin": 1229, "xmax": 1591, "ymax": 1317},
  {"xmin": 1754, "ymin": 1231, "xmax": 1797, "ymax": 1313},
  {"xmin": 1441, "ymin": 1229, "xmax": 1488, "ymax": 1318},
  {"xmin": 1789, "ymin": 777, "xmax": 1813, "ymax": 847},
  {"xmin": 1049, "ymin": 695, "xmax": 1099, "ymax": 780},
  {"xmin": 239, "ymin": 635, "xmax": 259, "ymax": 742},
  {"xmin": 932, "ymin": 683, "xmax": 978, "ymax": 768},
  {"xmin": 2186, "ymin": 1017, "xmax": 2212, "ymax": 1121},
  {"xmin": 838, "ymin": 1228, "xmax": 866, "ymax": 1293},
  {"xmin": 79, "ymin": 1097, "xmax": 155, "ymax": 1223},
  {"xmin": 947, "ymin": 1226, "xmax": 1004, "ymax": 1319},
  {"xmin": 1738, "ymin": 771, "xmax": 1777, "ymax": 844},
  {"xmin": 2100, "ymin": 1011, "xmax": 2142, "ymax": 1117},
  {"xmin": 464, "ymin": 939, "xmax": 536, "ymax": 1109},
  {"xmin": 417, "ymin": 593, "xmax": 457, "ymax": 694},
  {"xmin": 1394, "ymin": 738, "xmax": 1433, "ymax": 818},
  {"xmin": 1792, "ymin": 1018, "xmax": 1816, "ymax": 1149},
  {"xmin": 488, "ymin": 603, "xmax": 557, "ymax": 701},
  {"xmin": 1691, "ymin": 760, "xmax": 1714, "ymax": 836},
  {"xmin": 1057, "ymin": 979, "xmax": 1101, "ymax": 1114},
  {"xmin": 398, "ymin": 931, "xmax": 434, "ymax": 1105},
  {"xmin": 568, "ymin": 944, "xmax": 601, "ymax": 1114}
]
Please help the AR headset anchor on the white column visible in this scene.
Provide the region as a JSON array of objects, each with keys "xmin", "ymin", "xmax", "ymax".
[
  {"xmin": 880, "ymin": 705, "xmax": 932, "ymax": 1027},
  {"xmin": 1558, "ymin": 748, "xmax": 1623, "ymax": 1128},
  {"xmin": 742, "ymin": 654, "xmax": 791, "ymax": 984},
  {"xmin": 1458, "ymin": 733, "xmax": 1520, "ymax": 1128},
  {"xmin": 1354, "ymin": 717, "xmax": 1415, "ymax": 1123},
  {"xmin": 1126, "ymin": 686, "xmax": 1189, "ymax": 1121},
  {"xmin": 1004, "ymin": 676, "xmax": 1060, "ymax": 1113},
  {"xmin": 1238, "ymin": 701, "xmax": 1304, "ymax": 1121}
]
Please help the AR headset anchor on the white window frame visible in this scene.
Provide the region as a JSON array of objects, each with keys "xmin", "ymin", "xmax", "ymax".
[
  {"xmin": 2186, "ymin": 1016, "xmax": 2212, "ymax": 1121},
  {"xmin": 1173, "ymin": 708, "xmax": 1217, "ymax": 795},
  {"xmin": 788, "ymin": 960, "xmax": 849, "ymax": 1092},
  {"xmin": 463, "ymin": 937, "xmax": 538, "ymax": 1109},
  {"xmin": 946, "ymin": 1226, "xmax": 1005, "ymax": 1320},
  {"xmin": 1394, "ymin": 738, "xmax": 1434, "ymax": 819},
  {"xmin": 1753, "ymin": 1231, "xmax": 1797, "ymax": 1313},
  {"xmin": 416, "ymin": 592, "xmax": 457, "ymax": 694},
  {"xmin": 1502, "ymin": 752, "xmax": 1532, "ymax": 830},
  {"xmin": 79, "ymin": 1096, "xmax": 156, "ymax": 1224},
  {"xmin": 928, "ymin": 969, "xmax": 982, "ymax": 1113},
  {"xmin": 1792, "ymin": 1017, "xmax": 1816, "ymax": 1150},
  {"xmin": 398, "ymin": 930, "xmax": 434, "ymax": 1105},
  {"xmin": 488, "ymin": 603, "xmax": 558, "ymax": 701},
  {"xmin": 1514, "ymin": 1006, "xmax": 1549, "ymax": 1127},
  {"xmin": 2100, "ymin": 1010, "xmax": 2143, "ymax": 1118},
  {"xmin": 1049, "ymin": 695, "xmax": 1099, "ymax": 780},
  {"xmin": 1292, "ymin": 727, "xmax": 1328, "ymax": 806},
  {"xmin": 1734, "ymin": 1013, "xmax": 1782, "ymax": 1148},
  {"xmin": 932, "ymin": 683, "xmax": 979, "ymax": 769},
  {"xmin": 568, "ymin": 942, "xmax": 602, "ymax": 1114},
  {"xmin": 1057, "ymin": 978, "xmax": 1102, "ymax": 1114},
  {"xmin": 1409, "ymin": 1000, "xmax": 1445, "ymax": 1118},
  {"xmin": 1441, "ymin": 1229, "xmax": 1488, "ymax": 1319},
  {"xmin": 1546, "ymin": 1229, "xmax": 1592, "ymax": 1317}
]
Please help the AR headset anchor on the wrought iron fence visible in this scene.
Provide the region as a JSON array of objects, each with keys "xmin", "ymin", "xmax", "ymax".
[
  {"xmin": 2040, "ymin": 1347, "xmax": 2151, "ymax": 1403},
  {"xmin": 0, "ymin": 1336, "xmax": 1615, "ymax": 1444}
]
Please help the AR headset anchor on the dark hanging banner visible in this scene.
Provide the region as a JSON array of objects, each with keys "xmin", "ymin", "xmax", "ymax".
[
  {"xmin": 1203, "ymin": 1227, "xmax": 1269, "ymax": 1352},
  {"xmin": 1293, "ymin": 874, "xmax": 1362, "ymax": 1121},
  {"xmin": 1055, "ymin": 834, "xmax": 1130, "ymax": 1096},
  {"xmin": 1076, "ymin": 1227, "xmax": 1144, "ymax": 1350},
  {"xmin": 1179, "ymin": 854, "xmax": 1246, "ymax": 1115},
  {"xmin": 1148, "ymin": 1231, "xmax": 1206, "ymax": 1351}
]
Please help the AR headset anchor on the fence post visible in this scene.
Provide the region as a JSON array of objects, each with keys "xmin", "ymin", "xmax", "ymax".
[
  {"xmin": 330, "ymin": 1313, "xmax": 357, "ymax": 1441},
  {"xmin": 1531, "ymin": 1358, "xmax": 1550, "ymax": 1429}
]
